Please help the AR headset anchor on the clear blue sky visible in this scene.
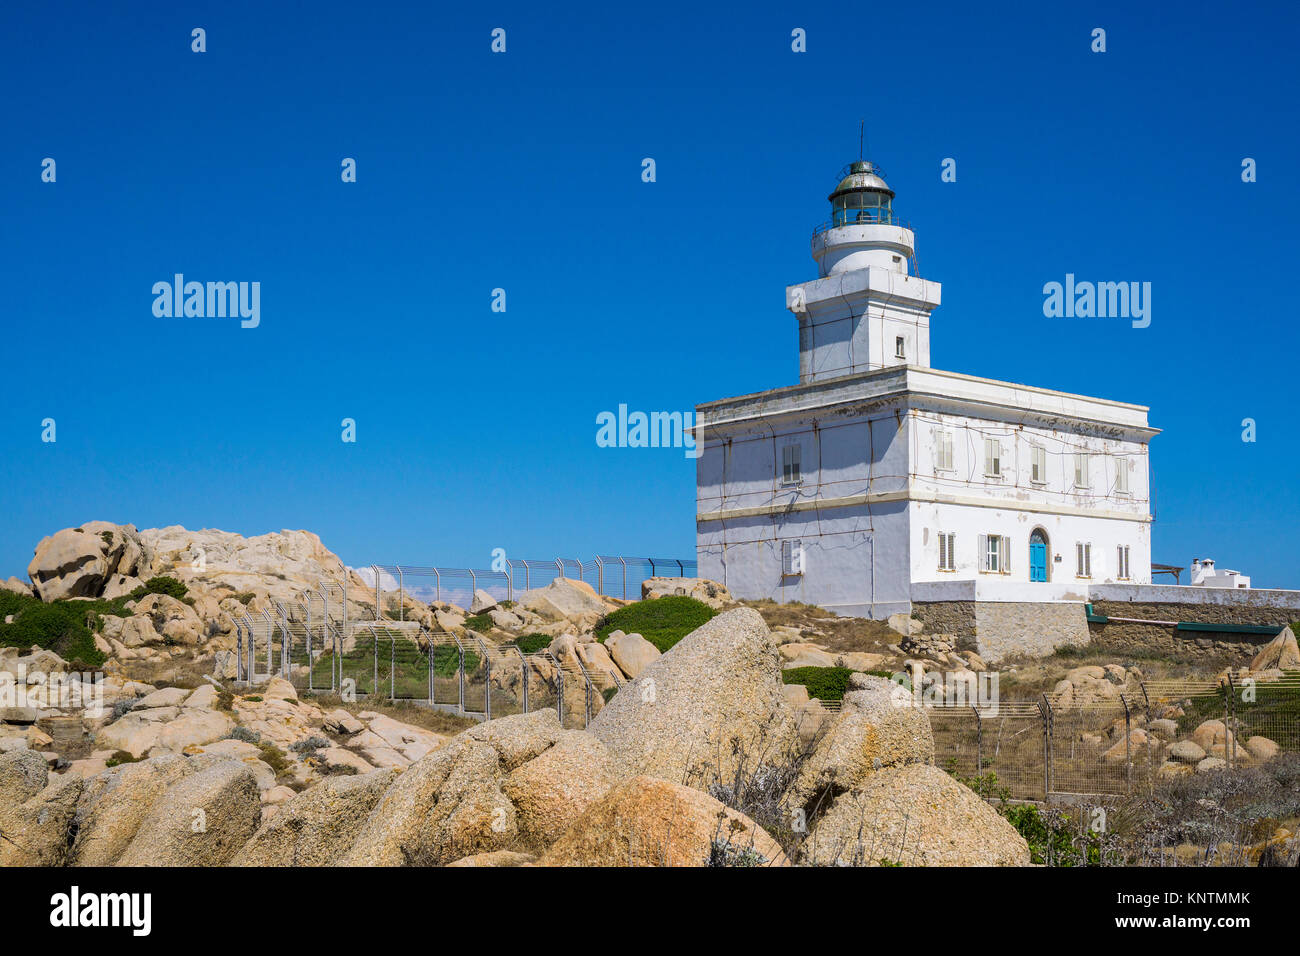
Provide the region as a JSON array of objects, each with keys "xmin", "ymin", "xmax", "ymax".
[{"xmin": 2, "ymin": 1, "xmax": 1297, "ymax": 586}]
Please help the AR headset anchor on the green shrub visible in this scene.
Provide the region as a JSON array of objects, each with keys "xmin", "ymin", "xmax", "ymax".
[
  {"xmin": 105, "ymin": 750, "xmax": 142, "ymax": 768},
  {"xmin": 0, "ymin": 591, "xmax": 107, "ymax": 666},
  {"xmin": 127, "ymin": 576, "xmax": 188, "ymax": 602},
  {"xmin": 595, "ymin": 596, "xmax": 718, "ymax": 653},
  {"xmin": 508, "ymin": 633, "xmax": 552, "ymax": 654},
  {"xmin": 463, "ymin": 613, "xmax": 494, "ymax": 633},
  {"xmin": 780, "ymin": 666, "xmax": 855, "ymax": 702}
]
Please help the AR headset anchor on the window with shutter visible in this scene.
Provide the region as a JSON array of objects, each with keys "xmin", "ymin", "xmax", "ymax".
[
  {"xmin": 938, "ymin": 532, "xmax": 956, "ymax": 571},
  {"xmin": 1074, "ymin": 452, "xmax": 1090, "ymax": 489},
  {"xmin": 1001, "ymin": 535, "xmax": 1011, "ymax": 575},
  {"xmin": 782, "ymin": 444, "xmax": 801, "ymax": 486},
  {"xmin": 1031, "ymin": 446, "xmax": 1047, "ymax": 484},
  {"xmin": 1115, "ymin": 458, "xmax": 1129, "ymax": 495},
  {"xmin": 977, "ymin": 534, "xmax": 989, "ymax": 572},
  {"xmin": 935, "ymin": 430, "xmax": 954, "ymax": 471},
  {"xmin": 782, "ymin": 540, "xmax": 804, "ymax": 576},
  {"xmin": 985, "ymin": 438, "xmax": 1001, "ymax": 477}
]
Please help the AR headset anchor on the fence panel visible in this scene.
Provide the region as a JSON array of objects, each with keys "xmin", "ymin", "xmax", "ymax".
[{"xmin": 1228, "ymin": 672, "xmax": 1300, "ymax": 764}]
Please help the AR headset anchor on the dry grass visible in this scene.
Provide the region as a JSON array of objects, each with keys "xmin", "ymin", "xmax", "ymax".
[
  {"xmin": 995, "ymin": 643, "xmax": 1240, "ymax": 696},
  {"xmin": 740, "ymin": 599, "xmax": 900, "ymax": 655},
  {"xmin": 299, "ymin": 691, "xmax": 479, "ymax": 736}
]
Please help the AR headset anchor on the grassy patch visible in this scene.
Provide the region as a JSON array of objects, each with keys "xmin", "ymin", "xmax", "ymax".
[
  {"xmin": 105, "ymin": 750, "xmax": 142, "ymax": 768},
  {"xmin": 463, "ymin": 613, "xmax": 494, "ymax": 633},
  {"xmin": 505, "ymin": 633, "xmax": 551, "ymax": 654},
  {"xmin": 781, "ymin": 666, "xmax": 854, "ymax": 702},
  {"xmin": 595, "ymin": 596, "xmax": 718, "ymax": 653}
]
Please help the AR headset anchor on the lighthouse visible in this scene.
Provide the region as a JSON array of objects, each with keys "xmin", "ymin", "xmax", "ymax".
[
  {"xmin": 789, "ymin": 160, "xmax": 941, "ymax": 381},
  {"xmin": 694, "ymin": 156, "xmax": 1160, "ymax": 660}
]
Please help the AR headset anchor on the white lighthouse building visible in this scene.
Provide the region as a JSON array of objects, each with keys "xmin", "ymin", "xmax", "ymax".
[{"xmin": 695, "ymin": 159, "xmax": 1159, "ymax": 621}]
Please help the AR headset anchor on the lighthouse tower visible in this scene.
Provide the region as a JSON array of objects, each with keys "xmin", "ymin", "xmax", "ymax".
[{"xmin": 787, "ymin": 160, "xmax": 942, "ymax": 382}]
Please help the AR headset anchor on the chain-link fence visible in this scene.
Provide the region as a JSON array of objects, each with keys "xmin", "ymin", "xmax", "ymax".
[
  {"xmin": 367, "ymin": 556, "xmax": 697, "ymax": 615},
  {"xmin": 925, "ymin": 677, "xmax": 1300, "ymax": 800}
]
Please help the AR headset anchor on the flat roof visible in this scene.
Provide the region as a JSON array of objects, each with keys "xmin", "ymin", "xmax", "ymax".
[{"xmin": 696, "ymin": 364, "xmax": 1158, "ymax": 436}]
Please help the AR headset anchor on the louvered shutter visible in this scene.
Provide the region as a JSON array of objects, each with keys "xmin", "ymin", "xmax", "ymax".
[{"xmin": 978, "ymin": 534, "xmax": 989, "ymax": 572}]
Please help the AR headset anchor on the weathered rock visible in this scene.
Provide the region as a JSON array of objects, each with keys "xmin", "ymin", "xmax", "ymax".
[
  {"xmin": 588, "ymin": 607, "xmax": 797, "ymax": 789},
  {"xmin": 231, "ymin": 770, "xmax": 396, "ymax": 866},
  {"xmin": 1148, "ymin": 718, "xmax": 1179, "ymax": 741},
  {"xmin": 68, "ymin": 754, "xmax": 196, "ymax": 865},
  {"xmin": 117, "ymin": 761, "xmax": 261, "ymax": 866},
  {"xmin": 501, "ymin": 731, "xmax": 615, "ymax": 849},
  {"xmin": 0, "ymin": 749, "xmax": 51, "ymax": 808},
  {"xmin": 151, "ymin": 710, "xmax": 235, "ymax": 755},
  {"xmin": 802, "ymin": 764, "xmax": 1030, "ymax": 867},
  {"xmin": 1251, "ymin": 628, "xmax": 1300, "ymax": 673},
  {"xmin": 1102, "ymin": 728, "xmax": 1147, "ymax": 763},
  {"xmin": 539, "ymin": 775, "xmax": 787, "ymax": 867},
  {"xmin": 1196, "ymin": 756, "xmax": 1228, "ymax": 774},
  {"xmin": 886, "ymin": 613, "xmax": 924, "ymax": 638},
  {"xmin": 1168, "ymin": 740, "xmax": 1207, "ymax": 764},
  {"xmin": 135, "ymin": 687, "xmax": 190, "ymax": 709},
  {"xmin": 469, "ymin": 589, "xmax": 498, "ymax": 614},
  {"xmin": 793, "ymin": 674, "xmax": 933, "ymax": 807},
  {"xmin": 518, "ymin": 578, "xmax": 608, "ymax": 626},
  {"xmin": 779, "ymin": 643, "xmax": 838, "ymax": 668},
  {"xmin": 640, "ymin": 577, "xmax": 733, "ymax": 609},
  {"xmin": 1246, "ymin": 736, "xmax": 1279, "ymax": 762},
  {"xmin": 26, "ymin": 522, "xmax": 148, "ymax": 602},
  {"xmin": 0, "ymin": 774, "xmax": 84, "ymax": 866},
  {"xmin": 340, "ymin": 710, "xmax": 566, "ymax": 866},
  {"xmin": 1191, "ymin": 720, "xmax": 1234, "ymax": 753},
  {"xmin": 323, "ymin": 708, "xmax": 364, "ymax": 736}
]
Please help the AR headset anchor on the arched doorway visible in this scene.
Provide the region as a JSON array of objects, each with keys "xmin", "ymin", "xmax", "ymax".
[{"xmin": 1029, "ymin": 529, "xmax": 1050, "ymax": 582}]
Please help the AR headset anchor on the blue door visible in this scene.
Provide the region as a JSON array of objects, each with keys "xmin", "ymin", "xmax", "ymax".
[{"xmin": 1029, "ymin": 532, "xmax": 1048, "ymax": 582}]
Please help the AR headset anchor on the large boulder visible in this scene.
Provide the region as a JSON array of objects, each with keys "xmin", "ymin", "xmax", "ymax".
[
  {"xmin": 640, "ymin": 577, "xmax": 733, "ymax": 609},
  {"xmin": 539, "ymin": 775, "xmax": 787, "ymax": 867},
  {"xmin": 469, "ymin": 589, "xmax": 498, "ymax": 614},
  {"xmin": 802, "ymin": 763, "xmax": 1030, "ymax": 867},
  {"xmin": 69, "ymin": 754, "xmax": 197, "ymax": 865},
  {"xmin": 0, "ymin": 749, "xmax": 51, "ymax": 806},
  {"xmin": 501, "ymin": 731, "xmax": 616, "ymax": 848},
  {"xmin": 116, "ymin": 761, "xmax": 261, "ymax": 866},
  {"xmin": 588, "ymin": 607, "xmax": 798, "ymax": 789},
  {"xmin": 0, "ymin": 774, "xmax": 85, "ymax": 866},
  {"xmin": 604, "ymin": 630, "xmax": 660, "ymax": 679},
  {"xmin": 231, "ymin": 770, "xmax": 397, "ymax": 866},
  {"xmin": 341, "ymin": 710, "xmax": 600, "ymax": 866},
  {"xmin": 27, "ymin": 522, "xmax": 149, "ymax": 601},
  {"xmin": 792, "ymin": 674, "xmax": 934, "ymax": 808},
  {"xmin": 1251, "ymin": 628, "xmax": 1300, "ymax": 672},
  {"xmin": 517, "ymin": 578, "xmax": 609, "ymax": 626}
]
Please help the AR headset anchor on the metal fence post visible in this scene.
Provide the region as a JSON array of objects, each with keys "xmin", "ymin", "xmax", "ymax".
[
  {"xmin": 1040, "ymin": 694, "xmax": 1052, "ymax": 801},
  {"xmin": 372, "ymin": 565, "xmax": 381, "ymax": 620},
  {"xmin": 972, "ymin": 704, "xmax": 982, "ymax": 774},
  {"xmin": 397, "ymin": 567, "xmax": 404, "ymax": 621},
  {"xmin": 1121, "ymin": 694, "xmax": 1132, "ymax": 794}
]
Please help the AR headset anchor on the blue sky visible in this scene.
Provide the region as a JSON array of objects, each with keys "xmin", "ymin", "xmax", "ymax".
[{"xmin": 2, "ymin": 1, "xmax": 1297, "ymax": 586}]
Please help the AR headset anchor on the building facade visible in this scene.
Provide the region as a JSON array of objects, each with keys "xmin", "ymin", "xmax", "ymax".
[{"xmin": 695, "ymin": 160, "xmax": 1159, "ymax": 619}]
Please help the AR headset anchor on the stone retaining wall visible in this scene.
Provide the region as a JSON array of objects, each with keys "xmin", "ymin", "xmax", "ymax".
[{"xmin": 911, "ymin": 600, "xmax": 1089, "ymax": 662}]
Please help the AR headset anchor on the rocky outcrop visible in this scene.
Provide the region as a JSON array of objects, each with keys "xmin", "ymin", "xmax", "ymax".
[
  {"xmin": 0, "ymin": 774, "xmax": 84, "ymax": 866},
  {"xmin": 1251, "ymin": 628, "xmax": 1300, "ymax": 673},
  {"xmin": 68, "ymin": 754, "xmax": 196, "ymax": 866},
  {"xmin": 27, "ymin": 522, "xmax": 149, "ymax": 602},
  {"xmin": 517, "ymin": 578, "xmax": 611, "ymax": 629},
  {"xmin": 802, "ymin": 763, "xmax": 1030, "ymax": 867},
  {"xmin": 539, "ymin": 775, "xmax": 787, "ymax": 867},
  {"xmin": 588, "ymin": 607, "xmax": 798, "ymax": 789},
  {"xmin": 639, "ymin": 577, "xmax": 732, "ymax": 609},
  {"xmin": 340, "ymin": 710, "xmax": 608, "ymax": 866},
  {"xmin": 231, "ymin": 770, "xmax": 397, "ymax": 866},
  {"xmin": 603, "ymin": 630, "xmax": 660, "ymax": 679},
  {"xmin": 116, "ymin": 761, "xmax": 261, "ymax": 866},
  {"xmin": 792, "ymin": 673, "xmax": 934, "ymax": 808}
]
